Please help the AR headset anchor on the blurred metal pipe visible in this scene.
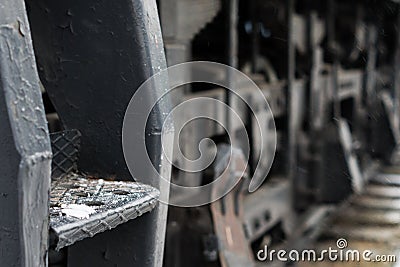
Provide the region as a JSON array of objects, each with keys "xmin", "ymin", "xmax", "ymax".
[{"xmin": 226, "ymin": 0, "xmax": 239, "ymax": 131}]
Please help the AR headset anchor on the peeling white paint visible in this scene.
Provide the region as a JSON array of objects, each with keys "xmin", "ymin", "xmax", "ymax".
[{"xmin": 61, "ymin": 204, "xmax": 95, "ymax": 219}]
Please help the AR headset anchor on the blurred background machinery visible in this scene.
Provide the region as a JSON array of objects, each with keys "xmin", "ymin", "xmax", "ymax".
[
  {"xmin": 2, "ymin": 0, "xmax": 400, "ymax": 266},
  {"xmin": 160, "ymin": 0, "xmax": 400, "ymax": 266}
]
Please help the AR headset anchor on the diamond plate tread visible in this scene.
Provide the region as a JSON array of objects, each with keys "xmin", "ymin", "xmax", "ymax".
[
  {"xmin": 50, "ymin": 130, "xmax": 81, "ymax": 179},
  {"xmin": 50, "ymin": 174, "xmax": 159, "ymax": 250}
]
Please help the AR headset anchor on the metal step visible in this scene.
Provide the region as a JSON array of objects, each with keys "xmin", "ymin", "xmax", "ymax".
[
  {"xmin": 50, "ymin": 174, "xmax": 159, "ymax": 250},
  {"xmin": 306, "ymin": 171, "xmax": 400, "ymax": 266},
  {"xmin": 371, "ymin": 173, "xmax": 400, "ymax": 186}
]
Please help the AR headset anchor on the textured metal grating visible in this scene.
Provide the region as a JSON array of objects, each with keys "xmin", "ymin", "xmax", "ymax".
[
  {"xmin": 50, "ymin": 130, "xmax": 81, "ymax": 179},
  {"xmin": 50, "ymin": 174, "xmax": 159, "ymax": 250}
]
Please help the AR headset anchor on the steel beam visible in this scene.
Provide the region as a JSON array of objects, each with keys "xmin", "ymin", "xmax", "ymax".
[{"xmin": 0, "ymin": 0, "xmax": 52, "ymax": 266}]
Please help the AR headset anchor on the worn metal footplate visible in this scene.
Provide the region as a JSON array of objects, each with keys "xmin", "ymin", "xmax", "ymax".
[{"xmin": 50, "ymin": 174, "xmax": 159, "ymax": 250}]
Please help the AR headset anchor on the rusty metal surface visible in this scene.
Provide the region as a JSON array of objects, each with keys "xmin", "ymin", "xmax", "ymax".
[
  {"xmin": 210, "ymin": 145, "xmax": 254, "ymax": 267},
  {"xmin": 50, "ymin": 174, "xmax": 159, "ymax": 250},
  {"xmin": 243, "ymin": 179, "xmax": 292, "ymax": 242}
]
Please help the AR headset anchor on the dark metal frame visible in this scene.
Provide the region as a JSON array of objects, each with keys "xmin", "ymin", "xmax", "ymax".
[
  {"xmin": 0, "ymin": 0, "xmax": 173, "ymax": 266},
  {"xmin": 0, "ymin": 0, "xmax": 52, "ymax": 265}
]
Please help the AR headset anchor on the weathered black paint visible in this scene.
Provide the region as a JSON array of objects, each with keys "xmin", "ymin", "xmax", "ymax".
[
  {"xmin": 0, "ymin": 0, "xmax": 52, "ymax": 265},
  {"xmin": 25, "ymin": 0, "xmax": 168, "ymax": 181},
  {"xmin": 25, "ymin": 0, "xmax": 172, "ymax": 266}
]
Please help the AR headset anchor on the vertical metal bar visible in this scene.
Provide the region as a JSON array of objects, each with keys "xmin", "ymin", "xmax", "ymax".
[
  {"xmin": 251, "ymin": 0, "xmax": 260, "ymax": 73},
  {"xmin": 365, "ymin": 25, "xmax": 377, "ymax": 109},
  {"xmin": 365, "ymin": 24, "xmax": 378, "ymax": 152},
  {"xmin": 351, "ymin": 6, "xmax": 363, "ymax": 141},
  {"xmin": 309, "ymin": 12, "xmax": 324, "ymax": 132},
  {"xmin": 226, "ymin": 0, "xmax": 239, "ymax": 131},
  {"xmin": 228, "ymin": 0, "xmax": 239, "ymax": 71},
  {"xmin": 327, "ymin": 0, "xmax": 340, "ymax": 119},
  {"xmin": 286, "ymin": 0, "xmax": 297, "ymax": 206},
  {"xmin": 393, "ymin": 11, "xmax": 400, "ymax": 134},
  {"xmin": 0, "ymin": 0, "xmax": 52, "ymax": 266}
]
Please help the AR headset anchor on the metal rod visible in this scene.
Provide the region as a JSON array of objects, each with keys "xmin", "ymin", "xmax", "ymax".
[
  {"xmin": 251, "ymin": 0, "xmax": 260, "ymax": 73},
  {"xmin": 226, "ymin": 0, "xmax": 239, "ymax": 131},
  {"xmin": 286, "ymin": 0, "xmax": 297, "ymax": 207}
]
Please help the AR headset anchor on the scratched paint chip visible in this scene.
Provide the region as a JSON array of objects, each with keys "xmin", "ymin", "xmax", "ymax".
[{"xmin": 50, "ymin": 173, "xmax": 159, "ymax": 250}]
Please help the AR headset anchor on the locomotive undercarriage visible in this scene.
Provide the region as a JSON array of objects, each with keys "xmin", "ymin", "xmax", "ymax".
[{"xmin": 1, "ymin": 0, "xmax": 400, "ymax": 266}]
